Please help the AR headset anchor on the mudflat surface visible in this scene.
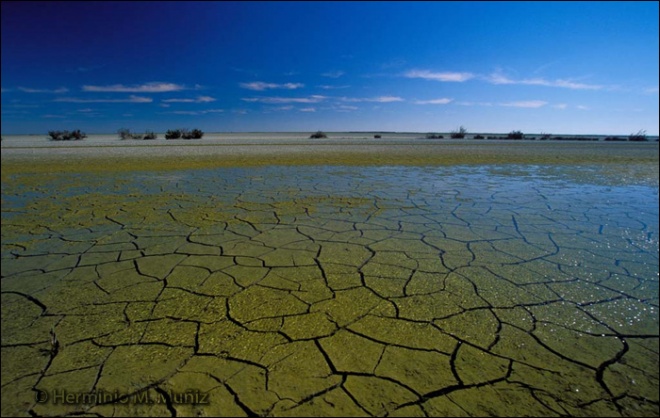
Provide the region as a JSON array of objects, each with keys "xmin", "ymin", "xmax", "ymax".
[
  {"xmin": 1, "ymin": 142, "xmax": 658, "ymax": 416},
  {"xmin": 2, "ymin": 137, "xmax": 659, "ymax": 175}
]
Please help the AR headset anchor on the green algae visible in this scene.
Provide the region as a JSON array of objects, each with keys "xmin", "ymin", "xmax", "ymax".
[{"xmin": 1, "ymin": 162, "xmax": 658, "ymax": 416}]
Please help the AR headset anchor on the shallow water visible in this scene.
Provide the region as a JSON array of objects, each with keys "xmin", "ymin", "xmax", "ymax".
[{"xmin": 2, "ymin": 164, "xmax": 658, "ymax": 416}]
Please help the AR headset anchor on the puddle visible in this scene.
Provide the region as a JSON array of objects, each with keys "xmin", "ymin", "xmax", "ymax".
[{"xmin": 2, "ymin": 164, "xmax": 658, "ymax": 416}]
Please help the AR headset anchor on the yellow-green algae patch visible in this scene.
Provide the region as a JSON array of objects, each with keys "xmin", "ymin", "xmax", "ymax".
[{"xmin": 2, "ymin": 160, "xmax": 658, "ymax": 416}]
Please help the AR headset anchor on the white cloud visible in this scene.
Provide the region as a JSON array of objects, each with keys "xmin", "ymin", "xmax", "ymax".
[
  {"xmin": 162, "ymin": 96, "xmax": 216, "ymax": 103},
  {"xmin": 299, "ymin": 107, "xmax": 316, "ymax": 112},
  {"xmin": 456, "ymin": 101, "xmax": 493, "ymax": 106},
  {"xmin": 553, "ymin": 103, "xmax": 568, "ymax": 110},
  {"xmin": 499, "ymin": 100, "xmax": 548, "ymax": 108},
  {"xmin": 485, "ymin": 72, "xmax": 603, "ymax": 90},
  {"xmin": 241, "ymin": 95, "xmax": 327, "ymax": 104},
  {"xmin": 341, "ymin": 96, "xmax": 404, "ymax": 103},
  {"xmin": 168, "ymin": 111, "xmax": 200, "ymax": 116},
  {"xmin": 336, "ymin": 105, "xmax": 358, "ymax": 111},
  {"xmin": 18, "ymin": 87, "xmax": 69, "ymax": 93},
  {"xmin": 318, "ymin": 85, "xmax": 350, "ymax": 90},
  {"xmin": 240, "ymin": 81, "xmax": 304, "ymax": 91},
  {"xmin": 484, "ymin": 72, "xmax": 516, "ymax": 85},
  {"xmin": 576, "ymin": 105, "xmax": 590, "ymax": 110},
  {"xmin": 322, "ymin": 71, "xmax": 345, "ymax": 78},
  {"xmin": 413, "ymin": 98, "xmax": 453, "ymax": 105},
  {"xmin": 165, "ymin": 109, "xmax": 224, "ymax": 116},
  {"xmin": 82, "ymin": 82, "xmax": 184, "ymax": 93},
  {"xmin": 644, "ymin": 86, "xmax": 659, "ymax": 94},
  {"xmin": 405, "ymin": 69, "xmax": 474, "ymax": 82},
  {"xmin": 55, "ymin": 95, "xmax": 153, "ymax": 103}
]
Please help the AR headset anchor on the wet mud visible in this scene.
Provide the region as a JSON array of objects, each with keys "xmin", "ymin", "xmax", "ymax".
[{"xmin": 2, "ymin": 164, "xmax": 658, "ymax": 416}]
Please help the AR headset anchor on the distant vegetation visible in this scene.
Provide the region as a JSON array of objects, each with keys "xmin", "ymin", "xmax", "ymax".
[
  {"xmin": 165, "ymin": 129, "xmax": 204, "ymax": 139},
  {"xmin": 450, "ymin": 126, "xmax": 467, "ymax": 139},
  {"xmin": 310, "ymin": 131, "xmax": 328, "ymax": 139},
  {"xmin": 628, "ymin": 129, "xmax": 647, "ymax": 142},
  {"xmin": 507, "ymin": 130, "xmax": 524, "ymax": 140},
  {"xmin": 48, "ymin": 130, "xmax": 87, "ymax": 141},
  {"xmin": 425, "ymin": 133, "xmax": 444, "ymax": 139},
  {"xmin": 118, "ymin": 128, "xmax": 157, "ymax": 140},
  {"xmin": 165, "ymin": 129, "xmax": 182, "ymax": 140}
]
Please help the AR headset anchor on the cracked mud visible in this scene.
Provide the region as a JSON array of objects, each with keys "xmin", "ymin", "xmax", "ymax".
[{"xmin": 2, "ymin": 164, "xmax": 658, "ymax": 416}]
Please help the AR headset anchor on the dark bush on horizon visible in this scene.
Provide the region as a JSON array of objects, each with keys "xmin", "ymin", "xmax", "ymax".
[
  {"xmin": 310, "ymin": 131, "xmax": 327, "ymax": 139},
  {"xmin": 473, "ymin": 134, "xmax": 485, "ymax": 139},
  {"xmin": 118, "ymin": 128, "xmax": 155, "ymax": 140},
  {"xmin": 165, "ymin": 129, "xmax": 203, "ymax": 140},
  {"xmin": 182, "ymin": 129, "xmax": 204, "ymax": 139},
  {"xmin": 507, "ymin": 130, "xmax": 524, "ymax": 140},
  {"xmin": 165, "ymin": 129, "xmax": 182, "ymax": 140},
  {"xmin": 450, "ymin": 126, "xmax": 467, "ymax": 139},
  {"xmin": 48, "ymin": 130, "xmax": 87, "ymax": 141},
  {"xmin": 374, "ymin": 134, "xmax": 382, "ymax": 139},
  {"xmin": 426, "ymin": 133, "xmax": 444, "ymax": 139},
  {"xmin": 628, "ymin": 130, "xmax": 647, "ymax": 142}
]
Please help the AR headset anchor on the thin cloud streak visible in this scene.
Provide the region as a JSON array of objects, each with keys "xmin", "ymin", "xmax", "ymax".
[
  {"xmin": 55, "ymin": 95, "xmax": 153, "ymax": 103},
  {"xmin": 413, "ymin": 98, "xmax": 453, "ymax": 105},
  {"xmin": 82, "ymin": 82, "xmax": 185, "ymax": 93},
  {"xmin": 405, "ymin": 70, "xmax": 474, "ymax": 82},
  {"xmin": 341, "ymin": 96, "xmax": 404, "ymax": 103},
  {"xmin": 240, "ymin": 81, "xmax": 305, "ymax": 91},
  {"xmin": 241, "ymin": 95, "xmax": 327, "ymax": 104},
  {"xmin": 321, "ymin": 71, "xmax": 345, "ymax": 78},
  {"xmin": 18, "ymin": 87, "xmax": 69, "ymax": 93},
  {"xmin": 318, "ymin": 85, "xmax": 350, "ymax": 90},
  {"xmin": 162, "ymin": 96, "xmax": 216, "ymax": 103},
  {"xmin": 499, "ymin": 100, "xmax": 548, "ymax": 108},
  {"xmin": 485, "ymin": 72, "xmax": 603, "ymax": 90},
  {"xmin": 164, "ymin": 109, "xmax": 224, "ymax": 116}
]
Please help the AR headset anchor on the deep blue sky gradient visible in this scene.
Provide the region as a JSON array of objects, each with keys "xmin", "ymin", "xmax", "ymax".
[{"xmin": 2, "ymin": 1, "xmax": 658, "ymax": 134}]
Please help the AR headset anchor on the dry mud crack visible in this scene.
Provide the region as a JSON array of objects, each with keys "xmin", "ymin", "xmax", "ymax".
[{"xmin": 1, "ymin": 165, "xmax": 658, "ymax": 417}]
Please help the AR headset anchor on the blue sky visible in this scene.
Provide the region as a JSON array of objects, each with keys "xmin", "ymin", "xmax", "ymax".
[{"xmin": 1, "ymin": 1, "xmax": 658, "ymax": 135}]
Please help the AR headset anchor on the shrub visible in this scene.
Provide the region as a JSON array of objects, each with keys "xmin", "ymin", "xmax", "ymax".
[
  {"xmin": 425, "ymin": 133, "xmax": 444, "ymax": 139},
  {"xmin": 628, "ymin": 129, "xmax": 647, "ymax": 141},
  {"xmin": 473, "ymin": 134, "xmax": 485, "ymax": 139},
  {"xmin": 450, "ymin": 126, "xmax": 467, "ymax": 139},
  {"xmin": 165, "ymin": 129, "xmax": 182, "ymax": 140},
  {"xmin": 70, "ymin": 129, "xmax": 86, "ymax": 140},
  {"xmin": 310, "ymin": 131, "xmax": 327, "ymax": 139},
  {"xmin": 182, "ymin": 128, "xmax": 203, "ymax": 139},
  {"xmin": 118, "ymin": 128, "xmax": 132, "ymax": 140},
  {"xmin": 118, "ymin": 128, "xmax": 148, "ymax": 140},
  {"xmin": 48, "ymin": 130, "xmax": 64, "ymax": 140},
  {"xmin": 48, "ymin": 130, "xmax": 87, "ymax": 141},
  {"xmin": 374, "ymin": 134, "xmax": 382, "ymax": 139},
  {"xmin": 507, "ymin": 130, "xmax": 524, "ymax": 140},
  {"xmin": 143, "ymin": 131, "xmax": 157, "ymax": 140}
]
